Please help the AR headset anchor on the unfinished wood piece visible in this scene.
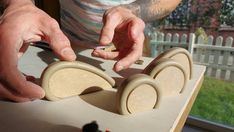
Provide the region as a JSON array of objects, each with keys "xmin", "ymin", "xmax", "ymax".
[
  {"xmin": 6, "ymin": 45, "xmax": 206, "ymax": 132},
  {"xmin": 143, "ymin": 58, "xmax": 188, "ymax": 96},
  {"xmin": 116, "ymin": 74, "xmax": 162, "ymax": 115},
  {"xmin": 144, "ymin": 47, "xmax": 193, "ymax": 79},
  {"xmin": 40, "ymin": 61, "xmax": 115, "ymax": 101},
  {"xmin": 40, "ymin": 48, "xmax": 188, "ymax": 114}
]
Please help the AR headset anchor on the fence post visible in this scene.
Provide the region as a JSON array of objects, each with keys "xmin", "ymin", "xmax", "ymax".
[
  {"xmin": 204, "ymin": 35, "xmax": 214, "ymax": 76},
  {"xmin": 172, "ymin": 33, "xmax": 179, "ymax": 43},
  {"xmin": 229, "ymin": 37, "xmax": 234, "ymax": 81},
  {"xmin": 196, "ymin": 35, "xmax": 205, "ymax": 62},
  {"xmin": 211, "ymin": 36, "xmax": 223, "ymax": 79},
  {"xmin": 181, "ymin": 34, "xmax": 188, "ymax": 49},
  {"xmin": 150, "ymin": 31, "xmax": 158, "ymax": 57},
  {"xmin": 165, "ymin": 33, "xmax": 172, "ymax": 50},
  {"xmin": 188, "ymin": 33, "xmax": 195, "ymax": 57},
  {"xmin": 157, "ymin": 33, "xmax": 165, "ymax": 55},
  {"xmin": 221, "ymin": 37, "xmax": 234, "ymax": 80},
  {"xmin": 231, "ymin": 57, "xmax": 234, "ymax": 81}
]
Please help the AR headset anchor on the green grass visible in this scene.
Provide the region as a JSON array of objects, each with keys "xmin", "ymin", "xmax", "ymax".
[{"xmin": 190, "ymin": 77, "xmax": 234, "ymax": 126}]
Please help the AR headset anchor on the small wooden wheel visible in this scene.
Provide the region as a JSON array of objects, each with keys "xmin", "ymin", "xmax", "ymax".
[
  {"xmin": 144, "ymin": 47, "xmax": 193, "ymax": 79},
  {"xmin": 144, "ymin": 58, "xmax": 188, "ymax": 96},
  {"xmin": 40, "ymin": 61, "xmax": 115, "ymax": 101},
  {"xmin": 116, "ymin": 74, "xmax": 161, "ymax": 115}
]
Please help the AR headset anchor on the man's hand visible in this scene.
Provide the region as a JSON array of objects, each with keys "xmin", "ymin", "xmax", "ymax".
[
  {"xmin": 0, "ymin": 0, "xmax": 76, "ymax": 102},
  {"xmin": 92, "ymin": 6, "xmax": 145, "ymax": 72}
]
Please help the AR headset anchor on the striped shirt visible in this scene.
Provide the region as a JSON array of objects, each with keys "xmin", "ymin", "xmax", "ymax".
[{"xmin": 59, "ymin": 0, "xmax": 136, "ymax": 48}]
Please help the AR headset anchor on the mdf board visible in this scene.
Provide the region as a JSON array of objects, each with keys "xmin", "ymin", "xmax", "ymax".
[{"xmin": 0, "ymin": 46, "xmax": 206, "ymax": 132}]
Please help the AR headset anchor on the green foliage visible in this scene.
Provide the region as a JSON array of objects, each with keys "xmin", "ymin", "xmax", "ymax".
[
  {"xmin": 190, "ymin": 77, "xmax": 234, "ymax": 126},
  {"xmin": 165, "ymin": 0, "xmax": 190, "ymax": 27},
  {"xmin": 220, "ymin": 0, "xmax": 234, "ymax": 26},
  {"xmin": 194, "ymin": 27, "xmax": 208, "ymax": 44},
  {"xmin": 163, "ymin": 0, "xmax": 234, "ymax": 27},
  {"xmin": 188, "ymin": 0, "xmax": 220, "ymax": 27}
]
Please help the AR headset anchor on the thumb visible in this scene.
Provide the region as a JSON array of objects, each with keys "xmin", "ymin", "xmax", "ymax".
[{"xmin": 0, "ymin": 31, "xmax": 45, "ymax": 101}]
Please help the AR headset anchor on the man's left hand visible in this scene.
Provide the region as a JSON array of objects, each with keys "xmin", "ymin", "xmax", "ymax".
[{"xmin": 92, "ymin": 6, "xmax": 145, "ymax": 72}]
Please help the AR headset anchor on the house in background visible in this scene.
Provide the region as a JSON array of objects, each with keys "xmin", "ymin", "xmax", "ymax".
[{"xmin": 159, "ymin": 0, "xmax": 234, "ymax": 42}]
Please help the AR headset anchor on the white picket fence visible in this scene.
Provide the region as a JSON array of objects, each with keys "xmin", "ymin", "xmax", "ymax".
[{"xmin": 147, "ymin": 32, "xmax": 234, "ymax": 81}]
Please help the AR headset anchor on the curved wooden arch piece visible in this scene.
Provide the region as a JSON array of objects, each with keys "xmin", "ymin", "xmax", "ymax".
[
  {"xmin": 40, "ymin": 61, "xmax": 115, "ymax": 101},
  {"xmin": 144, "ymin": 58, "xmax": 188, "ymax": 96},
  {"xmin": 144, "ymin": 47, "xmax": 193, "ymax": 80},
  {"xmin": 116, "ymin": 74, "xmax": 162, "ymax": 115}
]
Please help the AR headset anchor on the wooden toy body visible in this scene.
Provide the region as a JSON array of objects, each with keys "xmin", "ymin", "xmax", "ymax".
[
  {"xmin": 40, "ymin": 47, "xmax": 193, "ymax": 115},
  {"xmin": 0, "ymin": 46, "xmax": 206, "ymax": 132}
]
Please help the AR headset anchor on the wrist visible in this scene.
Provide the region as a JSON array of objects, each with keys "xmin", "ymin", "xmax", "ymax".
[{"xmin": 120, "ymin": 3, "xmax": 141, "ymax": 18}]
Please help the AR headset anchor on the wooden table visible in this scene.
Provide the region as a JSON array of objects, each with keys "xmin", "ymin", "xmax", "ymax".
[{"xmin": 0, "ymin": 46, "xmax": 206, "ymax": 132}]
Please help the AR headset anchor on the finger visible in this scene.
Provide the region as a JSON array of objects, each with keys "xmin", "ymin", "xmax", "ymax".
[
  {"xmin": 114, "ymin": 33, "xmax": 144, "ymax": 71},
  {"xmin": 2, "ymin": 56, "xmax": 45, "ymax": 100},
  {"xmin": 100, "ymin": 11, "xmax": 122, "ymax": 45},
  {"xmin": 0, "ymin": 31, "xmax": 45, "ymax": 101},
  {"xmin": 41, "ymin": 19, "xmax": 76, "ymax": 61},
  {"xmin": 113, "ymin": 18, "xmax": 145, "ymax": 71},
  {"xmin": 92, "ymin": 49, "xmax": 119, "ymax": 60},
  {"xmin": 0, "ymin": 85, "xmax": 31, "ymax": 102},
  {"xmin": 128, "ymin": 18, "xmax": 145, "ymax": 41}
]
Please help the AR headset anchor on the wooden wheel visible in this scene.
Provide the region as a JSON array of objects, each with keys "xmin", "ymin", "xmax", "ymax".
[
  {"xmin": 116, "ymin": 74, "xmax": 161, "ymax": 115},
  {"xmin": 40, "ymin": 61, "xmax": 115, "ymax": 101},
  {"xmin": 144, "ymin": 47, "xmax": 193, "ymax": 80},
  {"xmin": 144, "ymin": 58, "xmax": 188, "ymax": 96}
]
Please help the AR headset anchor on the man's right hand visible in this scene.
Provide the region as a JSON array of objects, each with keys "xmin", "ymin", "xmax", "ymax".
[{"xmin": 0, "ymin": 0, "xmax": 76, "ymax": 102}]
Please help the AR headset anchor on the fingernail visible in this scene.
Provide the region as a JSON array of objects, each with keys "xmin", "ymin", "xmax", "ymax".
[
  {"xmin": 37, "ymin": 89, "xmax": 45, "ymax": 98},
  {"xmin": 31, "ymin": 89, "xmax": 45, "ymax": 100},
  {"xmin": 116, "ymin": 65, "xmax": 124, "ymax": 71},
  {"xmin": 41, "ymin": 91, "xmax": 46, "ymax": 98},
  {"xmin": 62, "ymin": 48, "xmax": 76, "ymax": 60}
]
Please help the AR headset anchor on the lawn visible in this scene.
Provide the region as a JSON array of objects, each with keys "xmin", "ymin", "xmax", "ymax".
[{"xmin": 190, "ymin": 77, "xmax": 234, "ymax": 126}]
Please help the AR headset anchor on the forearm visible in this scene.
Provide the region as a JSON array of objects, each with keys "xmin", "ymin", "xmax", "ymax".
[{"xmin": 122, "ymin": 0, "xmax": 182, "ymax": 22}]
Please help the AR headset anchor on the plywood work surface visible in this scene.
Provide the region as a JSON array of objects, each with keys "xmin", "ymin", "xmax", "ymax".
[{"xmin": 0, "ymin": 46, "xmax": 206, "ymax": 132}]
